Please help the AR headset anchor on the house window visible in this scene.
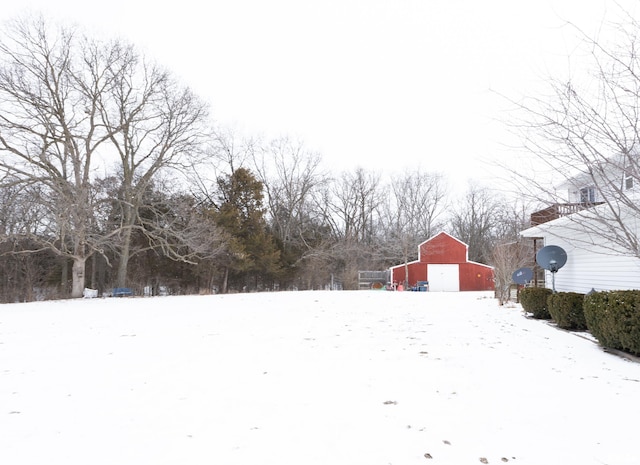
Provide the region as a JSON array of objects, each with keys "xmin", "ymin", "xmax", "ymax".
[
  {"xmin": 625, "ymin": 174, "xmax": 634, "ymax": 190},
  {"xmin": 580, "ymin": 186, "xmax": 596, "ymax": 203}
]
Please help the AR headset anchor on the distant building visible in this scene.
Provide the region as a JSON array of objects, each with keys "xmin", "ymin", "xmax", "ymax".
[{"xmin": 389, "ymin": 232, "xmax": 494, "ymax": 292}]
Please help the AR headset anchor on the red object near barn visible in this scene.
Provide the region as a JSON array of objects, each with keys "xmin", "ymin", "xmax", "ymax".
[{"xmin": 390, "ymin": 232, "xmax": 494, "ymax": 292}]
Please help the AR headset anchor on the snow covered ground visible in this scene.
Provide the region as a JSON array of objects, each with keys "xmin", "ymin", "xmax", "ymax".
[{"xmin": 1, "ymin": 290, "xmax": 639, "ymax": 465}]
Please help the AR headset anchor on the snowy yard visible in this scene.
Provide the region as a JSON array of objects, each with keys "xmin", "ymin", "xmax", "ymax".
[{"xmin": 1, "ymin": 290, "xmax": 639, "ymax": 465}]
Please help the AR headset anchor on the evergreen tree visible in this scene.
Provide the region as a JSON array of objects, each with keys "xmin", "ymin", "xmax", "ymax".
[{"xmin": 213, "ymin": 168, "xmax": 281, "ymax": 292}]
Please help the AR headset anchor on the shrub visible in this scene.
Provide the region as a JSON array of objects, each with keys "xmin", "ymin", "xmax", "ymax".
[
  {"xmin": 547, "ymin": 292, "xmax": 587, "ymax": 330},
  {"xmin": 584, "ymin": 291, "xmax": 616, "ymax": 348},
  {"xmin": 519, "ymin": 287, "xmax": 553, "ymax": 319},
  {"xmin": 584, "ymin": 290, "xmax": 640, "ymax": 356}
]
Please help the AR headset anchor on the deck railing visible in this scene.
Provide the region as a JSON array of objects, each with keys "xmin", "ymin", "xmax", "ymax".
[{"xmin": 530, "ymin": 202, "xmax": 604, "ymax": 226}]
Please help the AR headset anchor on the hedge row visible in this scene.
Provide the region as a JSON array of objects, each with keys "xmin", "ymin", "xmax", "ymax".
[
  {"xmin": 547, "ymin": 292, "xmax": 588, "ymax": 330},
  {"xmin": 583, "ymin": 290, "xmax": 640, "ymax": 356},
  {"xmin": 520, "ymin": 287, "xmax": 640, "ymax": 356},
  {"xmin": 520, "ymin": 288, "xmax": 589, "ymax": 330},
  {"xmin": 519, "ymin": 287, "xmax": 552, "ymax": 319}
]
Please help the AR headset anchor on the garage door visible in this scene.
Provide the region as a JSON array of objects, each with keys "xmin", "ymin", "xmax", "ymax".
[{"xmin": 427, "ymin": 264, "xmax": 460, "ymax": 292}]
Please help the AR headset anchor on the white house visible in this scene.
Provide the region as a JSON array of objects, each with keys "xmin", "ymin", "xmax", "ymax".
[{"xmin": 520, "ymin": 156, "xmax": 640, "ymax": 294}]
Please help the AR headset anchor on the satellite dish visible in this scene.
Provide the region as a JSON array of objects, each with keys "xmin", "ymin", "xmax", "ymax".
[
  {"xmin": 536, "ymin": 245, "xmax": 567, "ymax": 273},
  {"xmin": 512, "ymin": 267, "xmax": 533, "ymax": 285}
]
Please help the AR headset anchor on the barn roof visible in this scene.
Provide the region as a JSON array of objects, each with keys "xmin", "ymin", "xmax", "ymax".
[{"xmin": 418, "ymin": 231, "xmax": 469, "ymax": 249}]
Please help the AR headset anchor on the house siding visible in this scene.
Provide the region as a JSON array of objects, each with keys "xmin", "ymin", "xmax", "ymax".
[
  {"xmin": 523, "ymin": 153, "xmax": 640, "ymax": 293},
  {"xmin": 521, "ymin": 206, "xmax": 640, "ymax": 293},
  {"xmin": 541, "ymin": 235, "xmax": 640, "ymax": 294}
]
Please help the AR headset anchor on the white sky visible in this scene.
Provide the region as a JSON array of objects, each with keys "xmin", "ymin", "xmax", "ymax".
[{"xmin": 2, "ymin": 0, "xmax": 639, "ymax": 187}]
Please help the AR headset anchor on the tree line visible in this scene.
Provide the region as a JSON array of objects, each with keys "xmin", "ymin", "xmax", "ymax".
[{"xmin": 0, "ymin": 17, "xmax": 528, "ymax": 302}]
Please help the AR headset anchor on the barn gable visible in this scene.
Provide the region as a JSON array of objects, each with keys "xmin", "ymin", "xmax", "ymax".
[{"xmin": 419, "ymin": 232, "xmax": 468, "ymax": 264}]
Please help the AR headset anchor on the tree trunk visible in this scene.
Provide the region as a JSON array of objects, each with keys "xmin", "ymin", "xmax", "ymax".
[
  {"xmin": 116, "ymin": 209, "xmax": 134, "ymax": 288},
  {"xmin": 403, "ymin": 262, "xmax": 409, "ymax": 288},
  {"xmin": 90, "ymin": 255, "xmax": 97, "ymax": 290},
  {"xmin": 222, "ymin": 266, "xmax": 229, "ymax": 294},
  {"xmin": 60, "ymin": 258, "xmax": 69, "ymax": 295},
  {"xmin": 71, "ymin": 257, "xmax": 86, "ymax": 298},
  {"xmin": 116, "ymin": 232, "xmax": 131, "ymax": 288}
]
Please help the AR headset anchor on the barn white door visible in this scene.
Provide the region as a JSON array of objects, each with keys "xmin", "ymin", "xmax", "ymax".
[{"xmin": 427, "ymin": 264, "xmax": 460, "ymax": 292}]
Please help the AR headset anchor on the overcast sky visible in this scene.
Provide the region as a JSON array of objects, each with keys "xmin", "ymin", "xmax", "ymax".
[{"xmin": 2, "ymin": 0, "xmax": 638, "ymax": 189}]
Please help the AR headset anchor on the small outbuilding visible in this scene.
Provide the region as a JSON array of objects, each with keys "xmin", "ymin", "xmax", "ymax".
[{"xmin": 390, "ymin": 232, "xmax": 494, "ymax": 291}]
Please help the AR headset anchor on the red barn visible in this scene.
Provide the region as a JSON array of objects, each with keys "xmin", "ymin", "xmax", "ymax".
[{"xmin": 390, "ymin": 232, "xmax": 494, "ymax": 291}]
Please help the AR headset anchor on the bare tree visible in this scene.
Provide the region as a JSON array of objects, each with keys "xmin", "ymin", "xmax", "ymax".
[
  {"xmin": 490, "ymin": 198, "xmax": 535, "ymax": 304},
  {"xmin": 0, "ymin": 178, "xmax": 59, "ymax": 301},
  {"xmin": 190, "ymin": 127, "xmax": 257, "ymax": 208},
  {"xmin": 381, "ymin": 169, "xmax": 448, "ymax": 285},
  {"xmin": 138, "ymin": 187, "xmax": 228, "ymax": 265},
  {"xmin": 325, "ymin": 168, "xmax": 382, "ymax": 244},
  {"xmin": 98, "ymin": 43, "xmax": 211, "ymax": 287},
  {"xmin": 492, "ymin": 240, "xmax": 531, "ymax": 305},
  {"xmin": 509, "ymin": 7, "xmax": 640, "ymax": 258},
  {"xmin": 254, "ymin": 137, "xmax": 327, "ymax": 269},
  {"xmin": 0, "ymin": 17, "xmax": 219, "ymax": 297},
  {"xmin": 321, "ymin": 168, "xmax": 383, "ymax": 288},
  {"xmin": 211, "ymin": 126, "xmax": 256, "ymax": 175},
  {"xmin": 0, "ymin": 17, "xmax": 121, "ymax": 297},
  {"xmin": 449, "ymin": 183, "xmax": 504, "ymax": 264}
]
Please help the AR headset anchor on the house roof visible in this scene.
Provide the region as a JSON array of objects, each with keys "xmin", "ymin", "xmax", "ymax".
[{"xmin": 556, "ymin": 151, "xmax": 636, "ymax": 192}]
